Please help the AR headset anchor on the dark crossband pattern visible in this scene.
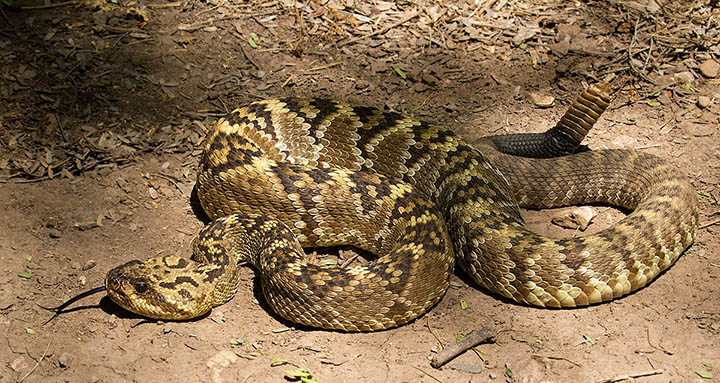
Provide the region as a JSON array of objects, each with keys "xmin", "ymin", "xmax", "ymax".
[{"xmin": 104, "ymin": 83, "xmax": 698, "ymax": 331}]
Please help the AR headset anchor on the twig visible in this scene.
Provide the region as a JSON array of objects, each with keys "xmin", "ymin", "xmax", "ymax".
[
  {"xmin": 197, "ymin": 4, "xmax": 219, "ymax": 16},
  {"xmin": 103, "ymin": 26, "xmax": 147, "ymax": 34},
  {"xmin": 147, "ymin": 1, "xmax": 182, "ymax": 8},
  {"xmin": 139, "ymin": 48, "xmax": 189, "ymax": 59},
  {"xmin": 338, "ymin": 12, "xmax": 420, "ymax": 47},
  {"xmin": 594, "ymin": 368, "xmax": 664, "ymax": 383},
  {"xmin": 239, "ymin": 44, "xmax": 261, "ymax": 70},
  {"xmin": 307, "ymin": 62, "xmax": 342, "ymax": 72},
  {"xmin": 339, "ymin": 253, "xmax": 359, "ymax": 268},
  {"xmin": 177, "ymin": 20, "xmax": 213, "ymax": 32},
  {"xmin": 536, "ymin": 354, "xmax": 582, "ymax": 368},
  {"xmin": 646, "ymin": 327, "xmax": 673, "ymax": 355},
  {"xmin": 155, "ymin": 173, "xmax": 185, "ymax": 195},
  {"xmin": 0, "ymin": 5, "xmax": 16, "ymax": 30},
  {"xmin": 430, "ymin": 327, "xmax": 495, "ymax": 368},
  {"xmin": 412, "ymin": 366, "xmax": 443, "ymax": 383},
  {"xmin": 634, "ymin": 144, "xmax": 661, "ymax": 150},
  {"xmin": 19, "ymin": 0, "xmax": 78, "ymax": 8},
  {"xmin": 19, "ymin": 338, "xmax": 53, "ymax": 383},
  {"xmin": 627, "ymin": 16, "xmax": 655, "ymax": 84},
  {"xmin": 281, "ymin": 75, "xmax": 294, "ymax": 88},
  {"xmin": 8, "ymin": 176, "xmax": 51, "ymax": 183},
  {"xmin": 425, "ymin": 317, "xmax": 444, "ymax": 349},
  {"xmin": 468, "ymin": 0, "xmax": 498, "ymax": 18},
  {"xmin": 642, "ymin": 37, "xmax": 655, "ymax": 71},
  {"xmin": 699, "ymin": 218, "xmax": 720, "ymax": 230}
]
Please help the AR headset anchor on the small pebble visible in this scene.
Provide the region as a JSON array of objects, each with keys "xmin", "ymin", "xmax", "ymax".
[
  {"xmin": 411, "ymin": 82, "xmax": 428, "ymax": 93},
  {"xmin": 697, "ymin": 95, "xmax": 712, "ymax": 109},
  {"xmin": 646, "ymin": 0, "xmax": 660, "ymax": 12},
  {"xmin": 9, "ymin": 356, "xmax": 28, "ymax": 372},
  {"xmin": 611, "ymin": 135, "xmax": 637, "ymax": 148},
  {"xmin": 449, "ymin": 363, "xmax": 484, "ymax": 374},
  {"xmin": 550, "ymin": 39, "xmax": 570, "ymax": 56},
  {"xmin": 683, "ymin": 121, "xmax": 715, "ymax": 137},
  {"xmin": 148, "ymin": 187, "xmax": 159, "ymax": 200},
  {"xmin": 673, "ymin": 71, "xmax": 694, "ymax": 84},
  {"xmin": 354, "ymin": 79, "xmax": 369, "ymax": 90},
  {"xmin": 698, "ymin": 59, "xmax": 719, "ymax": 78},
  {"xmin": 206, "ymin": 351, "xmax": 239, "ymax": 369},
  {"xmin": 420, "ymin": 70, "xmax": 440, "ymax": 85},
  {"xmin": 74, "ymin": 221, "xmax": 99, "ymax": 231},
  {"xmin": 206, "ymin": 350, "xmax": 239, "ymax": 383},
  {"xmin": 82, "ymin": 259, "xmax": 96, "ymax": 271},
  {"xmin": 552, "ymin": 206, "xmax": 597, "ymax": 231},
  {"xmin": 58, "ymin": 352, "xmax": 72, "ymax": 368},
  {"xmin": 512, "ymin": 357, "xmax": 547, "ymax": 382},
  {"xmin": 513, "ymin": 27, "xmax": 536, "ymax": 46},
  {"xmin": 529, "ymin": 92, "xmax": 555, "ymax": 108},
  {"xmin": 210, "ymin": 310, "xmax": 226, "ymax": 323}
]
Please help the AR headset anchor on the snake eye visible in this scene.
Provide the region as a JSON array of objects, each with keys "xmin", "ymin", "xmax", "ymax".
[{"xmin": 134, "ymin": 282, "xmax": 148, "ymax": 294}]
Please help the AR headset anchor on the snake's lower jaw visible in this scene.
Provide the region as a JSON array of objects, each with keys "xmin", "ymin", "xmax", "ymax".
[{"xmin": 105, "ymin": 257, "xmax": 214, "ymax": 320}]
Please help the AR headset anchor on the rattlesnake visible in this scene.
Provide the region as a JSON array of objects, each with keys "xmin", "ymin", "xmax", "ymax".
[{"xmin": 100, "ymin": 83, "xmax": 698, "ymax": 331}]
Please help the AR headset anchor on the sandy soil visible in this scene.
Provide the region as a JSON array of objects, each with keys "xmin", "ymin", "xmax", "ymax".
[{"xmin": 1, "ymin": 1, "xmax": 719, "ymax": 382}]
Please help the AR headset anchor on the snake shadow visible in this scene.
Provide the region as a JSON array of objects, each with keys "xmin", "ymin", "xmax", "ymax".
[
  {"xmin": 99, "ymin": 296, "xmax": 215, "ymax": 324},
  {"xmin": 43, "ymin": 296, "xmax": 212, "ymax": 327}
]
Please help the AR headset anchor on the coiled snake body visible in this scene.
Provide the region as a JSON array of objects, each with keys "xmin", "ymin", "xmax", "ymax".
[{"xmin": 105, "ymin": 84, "xmax": 698, "ymax": 331}]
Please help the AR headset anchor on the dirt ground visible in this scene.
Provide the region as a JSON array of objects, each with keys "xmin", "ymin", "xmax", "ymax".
[{"xmin": 1, "ymin": 0, "xmax": 719, "ymax": 382}]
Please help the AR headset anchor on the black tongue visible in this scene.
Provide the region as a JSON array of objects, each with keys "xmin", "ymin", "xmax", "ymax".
[{"xmin": 38, "ymin": 286, "xmax": 107, "ymax": 324}]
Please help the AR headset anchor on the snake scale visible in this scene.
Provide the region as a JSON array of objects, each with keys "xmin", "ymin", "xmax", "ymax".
[{"xmin": 104, "ymin": 83, "xmax": 698, "ymax": 331}]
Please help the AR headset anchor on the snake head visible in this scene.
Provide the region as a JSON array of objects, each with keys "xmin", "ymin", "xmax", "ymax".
[{"xmin": 105, "ymin": 256, "xmax": 216, "ymax": 320}]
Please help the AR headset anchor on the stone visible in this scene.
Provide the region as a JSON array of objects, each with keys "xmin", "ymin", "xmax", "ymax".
[
  {"xmin": 58, "ymin": 352, "xmax": 72, "ymax": 368},
  {"xmin": 697, "ymin": 95, "xmax": 712, "ymax": 109},
  {"xmin": 513, "ymin": 27, "xmax": 536, "ymax": 46},
  {"xmin": 529, "ymin": 92, "xmax": 555, "ymax": 108},
  {"xmin": 411, "ymin": 82, "xmax": 428, "ymax": 93},
  {"xmin": 206, "ymin": 350, "xmax": 239, "ymax": 383},
  {"xmin": 552, "ymin": 207, "xmax": 598, "ymax": 231},
  {"xmin": 683, "ymin": 121, "xmax": 715, "ymax": 137},
  {"xmin": 82, "ymin": 259, "xmax": 97, "ymax": 271},
  {"xmin": 611, "ymin": 135, "xmax": 637, "ymax": 148},
  {"xmin": 511, "ymin": 357, "xmax": 546, "ymax": 383},
  {"xmin": 698, "ymin": 59, "xmax": 719, "ymax": 78},
  {"xmin": 646, "ymin": 0, "xmax": 660, "ymax": 13},
  {"xmin": 9, "ymin": 356, "xmax": 28, "ymax": 372},
  {"xmin": 673, "ymin": 71, "xmax": 695, "ymax": 84},
  {"xmin": 449, "ymin": 363, "xmax": 484, "ymax": 373},
  {"xmin": 550, "ymin": 39, "xmax": 570, "ymax": 56}
]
